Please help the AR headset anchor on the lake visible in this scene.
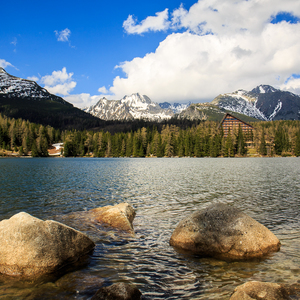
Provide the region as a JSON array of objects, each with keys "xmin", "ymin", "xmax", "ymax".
[{"xmin": 0, "ymin": 157, "xmax": 299, "ymax": 299}]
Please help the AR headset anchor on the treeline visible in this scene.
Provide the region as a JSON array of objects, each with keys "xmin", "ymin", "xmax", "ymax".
[
  {"xmin": 1, "ymin": 113, "xmax": 300, "ymax": 157},
  {"xmin": 62, "ymin": 120, "xmax": 300, "ymax": 157},
  {"xmin": 0, "ymin": 114, "xmax": 60, "ymax": 157}
]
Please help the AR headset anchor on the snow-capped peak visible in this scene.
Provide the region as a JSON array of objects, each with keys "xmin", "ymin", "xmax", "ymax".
[
  {"xmin": 0, "ymin": 68, "xmax": 69, "ymax": 105},
  {"xmin": 251, "ymin": 85, "xmax": 278, "ymax": 94},
  {"xmin": 83, "ymin": 93, "xmax": 174, "ymax": 121}
]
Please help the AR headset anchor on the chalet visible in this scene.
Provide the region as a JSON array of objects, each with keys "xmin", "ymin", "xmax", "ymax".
[{"xmin": 219, "ymin": 113, "xmax": 254, "ymax": 137}]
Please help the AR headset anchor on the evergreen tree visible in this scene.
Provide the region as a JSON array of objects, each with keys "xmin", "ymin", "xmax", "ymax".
[
  {"xmin": 31, "ymin": 140, "xmax": 39, "ymax": 157},
  {"xmin": 224, "ymin": 130, "xmax": 234, "ymax": 157},
  {"xmin": 294, "ymin": 131, "xmax": 300, "ymax": 156},
  {"xmin": 274, "ymin": 125, "xmax": 285, "ymax": 155},
  {"xmin": 259, "ymin": 129, "xmax": 267, "ymax": 156},
  {"xmin": 236, "ymin": 126, "xmax": 247, "ymax": 156}
]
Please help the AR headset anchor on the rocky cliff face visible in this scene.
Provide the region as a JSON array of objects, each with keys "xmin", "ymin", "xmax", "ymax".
[
  {"xmin": 211, "ymin": 85, "xmax": 300, "ymax": 121},
  {"xmin": 83, "ymin": 93, "xmax": 174, "ymax": 121},
  {"xmin": 0, "ymin": 67, "xmax": 69, "ymax": 105}
]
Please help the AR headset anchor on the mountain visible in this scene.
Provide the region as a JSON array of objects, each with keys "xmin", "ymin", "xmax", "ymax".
[
  {"xmin": 84, "ymin": 93, "xmax": 174, "ymax": 121},
  {"xmin": 0, "ymin": 68, "xmax": 105, "ymax": 130},
  {"xmin": 159, "ymin": 102, "xmax": 191, "ymax": 114},
  {"xmin": 176, "ymin": 103, "xmax": 259, "ymax": 123},
  {"xmin": 211, "ymin": 85, "xmax": 300, "ymax": 121}
]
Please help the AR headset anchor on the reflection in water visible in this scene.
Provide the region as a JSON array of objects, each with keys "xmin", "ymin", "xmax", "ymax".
[{"xmin": 0, "ymin": 157, "xmax": 299, "ymax": 299}]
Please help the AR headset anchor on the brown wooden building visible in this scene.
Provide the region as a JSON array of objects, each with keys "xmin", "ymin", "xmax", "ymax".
[{"xmin": 220, "ymin": 113, "xmax": 254, "ymax": 137}]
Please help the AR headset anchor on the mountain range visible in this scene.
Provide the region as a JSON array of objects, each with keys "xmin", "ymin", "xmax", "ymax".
[
  {"xmin": 211, "ymin": 85, "xmax": 300, "ymax": 121},
  {"xmin": 1, "ymin": 68, "xmax": 300, "ymax": 127},
  {"xmin": 0, "ymin": 68, "xmax": 105, "ymax": 130},
  {"xmin": 83, "ymin": 93, "xmax": 175, "ymax": 121}
]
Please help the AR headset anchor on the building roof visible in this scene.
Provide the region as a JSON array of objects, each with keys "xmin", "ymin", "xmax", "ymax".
[{"xmin": 219, "ymin": 113, "xmax": 254, "ymax": 129}]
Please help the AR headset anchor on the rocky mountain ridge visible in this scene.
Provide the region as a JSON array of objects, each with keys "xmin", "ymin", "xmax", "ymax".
[
  {"xmin": 83, "ymin": 93, "xmax": 175, "ymax": 121},
  {"xmin": 0, "ymin": 68, "xmax": 105, "ymax": 130},
  {"xmin": 211, "ymin": 85, "xmax": 300, "ymax": 121},
  {"xmin": 0, "ymin": 67, "xmax": 69, "ymax": 105},
  {"xmin": 1, "ymin": 67, "xmax": 299, "ymax": 123}
]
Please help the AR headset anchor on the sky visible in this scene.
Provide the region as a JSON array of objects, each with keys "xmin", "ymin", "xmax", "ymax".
[{"xmin": 1, "ymin": 0, "xmax": 300, "ymax": 108}]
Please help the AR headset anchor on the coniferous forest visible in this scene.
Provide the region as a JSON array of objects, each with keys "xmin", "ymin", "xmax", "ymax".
[{"xmin": 0, "ymin": 113, "xmax": 300, "ymax": 158}]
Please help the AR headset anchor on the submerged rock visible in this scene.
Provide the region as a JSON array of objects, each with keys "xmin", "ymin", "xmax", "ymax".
[
  {"xmin": 90, "ymin": 203, "xmax": 136, "ymax": 235},
  {"xmin": 91, "ymin": 282, "xmax": 142, "ymax": 300},
  {"xmin": 0, "ymin": 212, "xmax": 95, "ymax": 276},
  {"xmin": 169, "ymin": 203, "xmax": 280, "ymax": 260},
  {"xmin": 230, "ymin": 281, "xmax": 300, "ymax": 300}
]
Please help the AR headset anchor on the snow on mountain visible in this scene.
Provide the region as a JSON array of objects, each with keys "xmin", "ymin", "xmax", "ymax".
[
  {"xmin": 0, "ymin": 68, "xmax": 68, "ymax": 105},
  {"xmin": 84, "ymin": 93, "xmax": 174, "ymax": 121},
  {"xmin": 159, "ymin": 102, "xmax": 191, "ymax": 114},
  {"xmin": 212, "ymin": 89, "xmax": 267, "ymax": 120},
  {"xmin": 211, "ymin": 85, "xmax": 300, "ymax": 121}
]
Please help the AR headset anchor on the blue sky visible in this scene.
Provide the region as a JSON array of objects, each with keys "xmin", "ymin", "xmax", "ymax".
[{"xmin": 1, "ymin": 0, "xmax": 300, "ymax": 108}]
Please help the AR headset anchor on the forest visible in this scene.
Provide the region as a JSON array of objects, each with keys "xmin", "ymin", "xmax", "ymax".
[{"xmin": 0, "ymin": 113, "xmax": 300, "ymax": 158}]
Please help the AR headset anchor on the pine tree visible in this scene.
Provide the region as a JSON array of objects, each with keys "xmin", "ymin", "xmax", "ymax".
[
  {"xmin": 224, "ymin": 130, "xmax": 234, "ymax": 157},
  {"xmin": 236, "ymin": 126, "xmax": 247, "ymax": 156},
  {"xmin": 259, "ymin": 129, "xmax": 267, "ymax": 156},
  {"xmin": 294, "ymin": 131, "xmax": 300, "ymax": 156},
  {"xmin": 31, "ymin": 140, "xmax": 39, "ymax": 157}
]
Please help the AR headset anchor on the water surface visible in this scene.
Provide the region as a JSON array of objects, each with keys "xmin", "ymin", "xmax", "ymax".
[{"xmin": 0, "ymin": 157, "xmax": 299, "ymax": 299}]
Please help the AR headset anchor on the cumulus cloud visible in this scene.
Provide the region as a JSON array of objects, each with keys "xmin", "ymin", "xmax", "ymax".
[
  {"xmin": 41, "ymin": 67, "xmax": 76, "ymax": 96},
  {"xmin": 98, "ymin": 86, "xmax": 109, "ymax": 94},
  {"xmin": 281, "ymin": 75, "xmax": 300, "ymax": 95},
  {"xmin": 110, "ymin": 0, "xmax": 300, "ymax": 102},
  {"xmin": 27, "ymin": 76, "xmax": 39, "ymax": 82},
  {"xmin": 64, "ymin": 93, "xmax": 101, "ymax": 109},
  {"xmin": 55, "ymin": 28, "xmax": 71, "ymax": 42},
  {"xmin": 123, "ymin": 9, "xmax": 170, "ymax": 34}
]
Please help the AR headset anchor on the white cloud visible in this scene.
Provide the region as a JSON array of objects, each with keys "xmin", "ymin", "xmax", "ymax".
[
  {"xmin": 110, "ymin": 0, "xmax": 300, "ymax": 102},
  {"xmin": 41, "ymin": 67, "xmax": 76, "ymax": 96},
  {"xmin": 281, "ymin": 76, "xmax": 300, "ymax": 95},
  {"xmin": 0, "ymin": 59, "xmax": 14, "ymax": 69},
  {"xmin": 171, "ymin": 0, "xmax": 300, "ymax": 35},
  {"xmin": 55, "ymin": 28, "xmax": 71, "ymax": 42},
  {"xmin": 27, "ymin": 76, "xmax": 39, "ymax": 82},
  {"xmin": 64, "ymin": 93, "xmax": 101, "ymax": 109},
  {"xmin": 123, "ymin": 9, "xmax": 170, "ymax": 34},
  {"xmin": 98, "ymin": 86, "xmax": 109, "ymax": 94},
  {"xmin": 10, "ymin": 37, "xmax": 17, "ymax": 46},
  {"xmin": 45, "ymin": 82, "xmax": 77, "ymax": 96}
]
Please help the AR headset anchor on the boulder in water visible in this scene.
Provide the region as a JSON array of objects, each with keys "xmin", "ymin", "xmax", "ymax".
[
  {"xmin": 0, "ymin": 212, "xmax": 95, "ymax": 276},
  {"xmin": 169, "ymin": 203, "xmax": 280, "ymax": 260},
  {"xmin": 230, "ymin": 281, "xmax": 300, "ymax": 300},
  {"xmin": 90, "ymin": 203, "xmax": 136, "ymax": 235}
]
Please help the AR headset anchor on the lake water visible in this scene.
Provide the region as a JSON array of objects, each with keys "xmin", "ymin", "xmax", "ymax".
[{"xmin": 0, "ymin": 157, "xmax": 299, "ymax": 299}]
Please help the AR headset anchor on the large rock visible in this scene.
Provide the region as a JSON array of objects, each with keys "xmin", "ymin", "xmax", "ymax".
[
  {"xmin": 230, "ymin": 281, "xmax": 300, "ymax": 300},
  {"xmin": 169, "ymin": 203, "xmax": 280, "ymax": 259},
  {"xmin": 0, "ymin": 212, "xmax": 95, "ymax": 276},
  {"xmin": 90, "ymin": 203, "xmax": 136, "ymax": 235},
  {"xmin": 91, "ymin": 282, "xmax": 142, "ymax": 300}
]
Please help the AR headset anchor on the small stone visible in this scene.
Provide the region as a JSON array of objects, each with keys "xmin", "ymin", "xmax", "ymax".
[{"xmin": 91, "ymin": 282, "xmax": 142, "ymax": 300}]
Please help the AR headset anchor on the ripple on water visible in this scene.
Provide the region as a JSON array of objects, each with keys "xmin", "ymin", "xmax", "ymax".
[{"xmin": 0, "ymin": 157, "xmax": 299, "ymax": 299}]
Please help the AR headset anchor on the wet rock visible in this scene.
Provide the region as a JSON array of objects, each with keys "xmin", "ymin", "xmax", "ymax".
[
  {"xmin": 0, "ymin": 212, "xmax": 95, "ymax": 276},
  {"xmin": 169, "ymin": 203, "xmax": 280, "ymax": 260},
  {"xmin": 55, "ymin": 270, "xmax": 105, "ymax": 296},
  {"xmin": 91, "ymin": 282, "xmax": 142, "ymax": 300},
  {"xmin": 230, "ymin": 281, "xmax": 300, "ymax": 300},
  {"xmin": 90, "ymin": 203, "xmax": 136, "ymax": 235}
]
